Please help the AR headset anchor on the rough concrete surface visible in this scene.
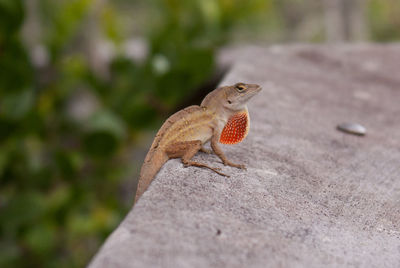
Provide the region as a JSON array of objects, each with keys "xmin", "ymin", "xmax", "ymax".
[{"xmin": 89, "ymin": 44, "xmax": 400, "ymax": 268}]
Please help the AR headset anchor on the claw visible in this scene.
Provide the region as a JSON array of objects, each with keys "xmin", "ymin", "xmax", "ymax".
[
  {"xmin": 223, "ymin": 161, "xmax": 246, "ymax": 170},
  {"xmin": 237, "ymin": 164, "xmax": 246, "ymax": 170},
  {"xmin": 216, "ymin": 170, "xmax": 230, "ymax": 177}
]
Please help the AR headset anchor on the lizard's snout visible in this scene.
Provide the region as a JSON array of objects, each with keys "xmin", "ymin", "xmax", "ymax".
[{"xmin": 254, "ymin": 84, "xmax": 262, "ymax": 92}]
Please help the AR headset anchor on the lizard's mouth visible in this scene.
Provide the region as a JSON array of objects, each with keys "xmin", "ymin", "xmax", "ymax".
[
  {"xmin": 245, "ymin": 84, "xmax": 262, "ymax": 101},
  {"xmin": 253, "ymin": 84, "xmax": 262, "ymax": 92}
]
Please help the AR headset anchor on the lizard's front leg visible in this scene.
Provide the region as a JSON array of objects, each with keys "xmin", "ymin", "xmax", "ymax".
[
  {"xmin": 165, "ymin": 140, "xmax": 229, "ymax": 177},
  {"xmin": 211, "ymin": 134, "xmax": 246, "ymax": 170}
]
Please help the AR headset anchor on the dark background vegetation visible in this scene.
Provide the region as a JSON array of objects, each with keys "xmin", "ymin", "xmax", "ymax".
[{"xmin": 0, "ymin": 0, "xmax": 399, "ymax": 267}]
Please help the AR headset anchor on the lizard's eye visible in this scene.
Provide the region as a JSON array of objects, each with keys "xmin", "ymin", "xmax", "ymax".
[{"xmin": 236, "ymin": 84, "xmax": 247, "ymax": 92}]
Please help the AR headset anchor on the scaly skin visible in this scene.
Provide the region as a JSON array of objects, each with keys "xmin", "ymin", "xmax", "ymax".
[{"xmin": 135, "ymin": 82, "xmax": 262, "ymax": 202}]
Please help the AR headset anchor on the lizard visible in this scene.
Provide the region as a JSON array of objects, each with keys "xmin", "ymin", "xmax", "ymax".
[{"xmin": 134, "ymin": 82, "xmax": 262, "ymax": 202}]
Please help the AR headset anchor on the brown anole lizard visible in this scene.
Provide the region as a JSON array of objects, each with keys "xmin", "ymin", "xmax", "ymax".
[{"xmin": 135, "ymin": 82, "xmax": 262, "ymax": 202}]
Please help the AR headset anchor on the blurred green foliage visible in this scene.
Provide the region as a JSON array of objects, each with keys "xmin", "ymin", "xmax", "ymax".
[
  {"xmin": 0, "ymin": 0, "xmax": 271, "ymax": 267},
  {"xmin": 0, "ymin": 0, "xmax": 399, "ymax": 267},
  {"xmin": 368, "ymin": 0, "xmax": 400, "ymax": 41}
]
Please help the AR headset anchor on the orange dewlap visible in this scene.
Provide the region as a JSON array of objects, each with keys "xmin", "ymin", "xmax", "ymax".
[{"xmin": 219, "ymin": 111, "xmax": 250, "ymax": 144}]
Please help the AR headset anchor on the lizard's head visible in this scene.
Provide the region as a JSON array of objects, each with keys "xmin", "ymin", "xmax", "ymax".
[
  {"xmin": 201, "ymin": 82, "xmax": 262, "ymax": 112},
  {"xmin": 221, "ymin": 83, "xmax": 262, "ymax": 111}
]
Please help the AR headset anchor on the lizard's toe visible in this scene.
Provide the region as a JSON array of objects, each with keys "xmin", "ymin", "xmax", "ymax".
[
  {"xmin": 223, "ymin": 161, "xmax": 246, "ymax": 170},
  {"xmin": 237, "ymin": 164, "xmax": 246, "ymax": 170}
]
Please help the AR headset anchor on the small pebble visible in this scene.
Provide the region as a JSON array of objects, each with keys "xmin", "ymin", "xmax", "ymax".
[{"xmin": 337, "ymin": 122, "xmax": 366, "ymax": 136}]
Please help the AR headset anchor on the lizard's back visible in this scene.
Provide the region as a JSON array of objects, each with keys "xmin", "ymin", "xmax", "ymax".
[
  {"xmin": 158, "ymin": 105, "xmax": 215, "ymax": 147},
  {"xmin": 135, "ymin": 105, "xmax": 214, "ymax": 201}
]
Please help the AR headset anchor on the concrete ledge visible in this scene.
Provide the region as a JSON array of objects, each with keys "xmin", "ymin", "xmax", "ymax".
[{"xmin": 89, "ymin": 44, "xmax": 400, "ymax": 268}]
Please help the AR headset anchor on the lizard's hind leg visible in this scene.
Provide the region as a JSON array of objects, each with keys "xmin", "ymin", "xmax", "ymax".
[{"xmin": 165, "ymin": 141, "xmax": 229, "ymax": 177}]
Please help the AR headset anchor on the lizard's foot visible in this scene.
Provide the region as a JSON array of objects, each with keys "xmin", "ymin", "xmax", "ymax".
[
  {"xmin": 183, "ymin": 163, "xmax": 221, "ymax": 171},
  {"xmin": 223, "ymin": 161, "xmax": 247, "ymax": 170},
  {"xmin": 183, "ymin": 161, "xmax": 229, "ymax": 177},
  {"xmin": 213, "ymin": 169, "xmax": 230, "ymax": 177}
]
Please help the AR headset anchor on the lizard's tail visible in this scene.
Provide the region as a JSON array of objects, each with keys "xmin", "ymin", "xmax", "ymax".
[{"xmin": 134, "ymin": 149, "xmax": 169, "ymax": 203}]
